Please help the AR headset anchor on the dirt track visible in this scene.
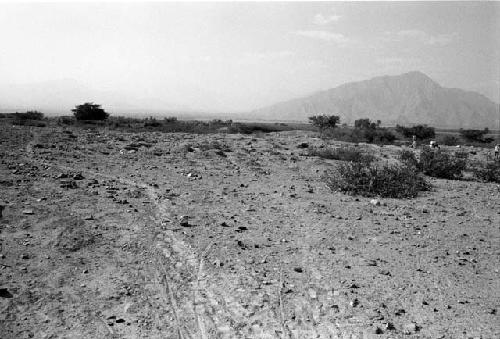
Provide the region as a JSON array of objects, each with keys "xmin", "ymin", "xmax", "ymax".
[{"xmin": 1, "ymin": 124, "xmax": 499, "ymax": 338}]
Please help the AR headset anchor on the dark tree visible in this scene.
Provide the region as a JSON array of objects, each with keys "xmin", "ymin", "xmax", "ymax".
[
  {"xmin": 308, "ymin": 115, "xmax": 340, "ymax": 131},
  {"xmin": 72, "ymin": 102, "xmax": 109, "ymax": 120}
]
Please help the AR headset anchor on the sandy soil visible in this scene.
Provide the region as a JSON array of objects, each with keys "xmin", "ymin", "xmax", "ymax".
[{"xmin": 1, "ymin": 124, "xmax": 499, "ymax": 339}]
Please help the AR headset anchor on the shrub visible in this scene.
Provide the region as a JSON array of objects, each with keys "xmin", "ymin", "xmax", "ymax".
[
  {"xmin": 57, "ymin": 116, "xmax": 75, "ymax": 125},
  {"xmin": 14, "ymin": 110, "xmax": 44, "ymax": 120},
  {"xmin": 325, "ymin": 161, "xmax": 430, "ymax": 198},
  {"xmin": 470, "ymin": 160, "xmax": 500, "ymax": 183},
  {"xmin": 363, "ymin": 127, "xmax": 397, "ymax": 144},
  {"xmin": 418, "ymin": 148, "xmax": 467, "ymax": 180},
  {"xmin": 144, "ymin": 117, "xmax": 162, "ymax": 127},
  {"xmin": 321, "ymin": 127, "xmax": 364, "ymax": 143},
  {"xmin": 308, "ymin": 115, "xmax": 340, "ymax": 131},
  {"xmin": 437, "ymin": 134, "xmax": 460, "ymax": 146},
  {"xmin": 398, "ymin": 149, "xmax": 419, "ymax": 169},
  {"xmin": 459, "ymin": 128, "xmax": 489, "ymax": 142},
  {"xmin": 396, "ymin": 124, "xmax": 435, "ymax": 140},
  {"xmin": 72, "ymin": 102, "xmax": 109, "ymax": 120},
  {"xmin": 309, "ymin": 146, "xmax": 375, "ymax": 163}
]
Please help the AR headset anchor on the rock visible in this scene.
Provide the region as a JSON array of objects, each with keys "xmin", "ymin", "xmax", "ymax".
[
  {"xmin": 297, "ymin": 142, "xmax": 309, "ymax": 148},
  {"xmin": 350, "ymin": 298, "xmax": 360, "ymax": 307},
  {"xmin": 22, "ymin": 209, "xmax": 34, "ymax": 215},
  {"xmin": 116, "ymin": 318, "xmax": 125, "ymax": 323},
  {"xmin": 308, "ymin": 288, "xmax": 317, "ymax": 299},
  {"xmin": 178, "ymin": 215, "xmax": 189, "ymax": 227},
  {"xmin": 55, "ymin": 173, "xmax": 68, "ymax": 179},
  {"xmin": 21, "ymin": 254, "xmax": 29, "ymax": 259},
  {"xmin": 370, "ymin": 199, "xmax": 381, "ymax": 206},
  {"xmin": 294, "ymin": 267, "xmax": 303, "ymax": 273},
  {"xmin": 60, "ymin": 179, "xmax": 77, "ymax": 189},
  {"xmin": 73, "ymin": 173, "xmax": 84, "ymax": 180},
  {"xmin": 220, "ymin": 221, "xmax": 230, "ymax": 227},
  {"xmin": 403, "ymin": 322, "xmax": 419, "ymax": 334},
  {"xmin": 374, "ymin": 327, "xmax": 384, "ymax": 334},
  {"xmin": 83, "ymin": 215, "xmax": 94, "ymax": 220},
  {"xmin": 395, "ymin": 308, "xmax": 406, "ymax": 316},
  {"xmin": 0, "ymin": 288, "xmax": 13, "ymax": 298},
  {"xmin": 0, "ymin": 205, "xmax": 4, "ymax": 218}
]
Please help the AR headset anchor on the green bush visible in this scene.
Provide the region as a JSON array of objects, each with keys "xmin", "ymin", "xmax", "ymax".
[
  {"xmin": 470, "ymin": 160, "xmax": 500, "ymax": 183},
  {"xmin": 309, "ymin": 146, "xmax": 375, "ymax": 163},
  {"xmin": 325, "ymin": 161, "xmax": 430, "ymax": 198},
  {"xmin": 418, "ymin": 148, "xmax": 467, "ymax": 180}
]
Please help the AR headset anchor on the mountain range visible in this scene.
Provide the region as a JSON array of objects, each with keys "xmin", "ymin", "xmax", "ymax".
[{"xmin": 249, "ymin": 71, "xmax": 499, "ymax": 129}]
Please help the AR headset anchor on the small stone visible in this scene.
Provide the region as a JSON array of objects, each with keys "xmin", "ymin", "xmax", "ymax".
[
  {"xmin": 294, "ymin": 267, "xmax": 303, "ymax": 273},
  {"xmin": 374, "ymin": 327, "xmax": 384, "ymax": 334},
  {"xmin": 403, "ymin": 322, "xmax": 419, "ymax": 334},
  {"xmin": 178, "ymin": 215, "xmax": 189, "ymax": 227},
  {"xmin": 370, "ymin": 199, "xmax": 381, "ymax": 206},
  {"xmin": 350, "ymin": 298, "xmax": 360, "ymax": 307},
  {"xmin": 21, "ymin": 254, "xmax": 29, "ymax": 259},
  {"xmin": 83, "ymin": 215, "xmax": 94, "ymax": 220},
  {"xmin": 22, "ymin": 209, "xmax": 34, "ymax": 215},
  {"xmin": 116, "ymin": 318, "xmax": 125, "ymax": 323}
]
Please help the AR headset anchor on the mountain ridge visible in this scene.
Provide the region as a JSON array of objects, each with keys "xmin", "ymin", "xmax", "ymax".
[{"xmin": 250, "ymin": 71, "xmax": 499, "ymax": 129}]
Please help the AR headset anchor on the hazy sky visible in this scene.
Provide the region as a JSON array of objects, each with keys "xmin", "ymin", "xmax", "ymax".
[{"xmin": 0, "ymin": 1, "xmax": 499, "ymax": 112}]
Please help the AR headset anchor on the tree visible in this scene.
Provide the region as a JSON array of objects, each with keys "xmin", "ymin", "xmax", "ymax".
[
  {"xmin": 72, "ymin": 102, "xmax": 109, "ymax": 120},
  {"xmin": 354, "ymin": 118, "xmax": 378, "ymax": 130},
  {"xmin": 308, "ymin": 115, "xmax": 340, "ymax": 131}
]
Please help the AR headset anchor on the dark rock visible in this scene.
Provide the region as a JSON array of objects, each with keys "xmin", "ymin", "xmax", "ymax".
[
  {"xmin": 0, "ymin": 288, "xmax": 13, "ymax": 298},
  {"xmin": 294, "ymin": 267, "xmax": 303, "ymax": 273}
]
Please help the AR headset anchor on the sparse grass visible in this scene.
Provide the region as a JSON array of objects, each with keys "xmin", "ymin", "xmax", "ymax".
[
  {"xmin": 325, "ymin": 161, "xmax": 430, "ymax": 198},
  {"xmin": 308, "ymin": 146, "xmax": 375, "ymax": 163}
]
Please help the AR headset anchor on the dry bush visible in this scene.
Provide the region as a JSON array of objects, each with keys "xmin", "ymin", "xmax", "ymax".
[
  {"xmin": 418, "ymin": 148, "xmax": 467, "ymax": 180},
  {"xmin": 309, "ymin": 146, "xmax": 375, "ymax": 163},
  {"xmin": 470, "ymin": 160, "xmax": 500, "ymax": 183},
  {"xmin": 325, "ymin": 161, "xmax": 430, "ymax": 198}
]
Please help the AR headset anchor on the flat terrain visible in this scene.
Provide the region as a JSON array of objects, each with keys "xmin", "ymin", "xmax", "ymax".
[{"xmin": 1, "ymin": 124, "xmax": 499, "ymax": 339}]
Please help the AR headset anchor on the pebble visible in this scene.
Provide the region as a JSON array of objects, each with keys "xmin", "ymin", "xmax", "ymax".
[
  {"xmin": 293, "ymin": 267, "xmax": 303, "ymax": 273},
  {"xmin": 22, "ymin": 209, "xmax": 34, "ymax": 215},
  {"xmin": 403, "ymin": 322, "xmax": 419, "ymax": 334},
  {"xmin": 370, "ymin": 199, "xmax": 381, "ymax": 206}
]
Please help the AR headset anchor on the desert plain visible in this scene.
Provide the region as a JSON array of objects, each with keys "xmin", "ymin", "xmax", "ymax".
[{"xmin": 0, "ymin": 123, "xmax": 499, "ymax": 339}]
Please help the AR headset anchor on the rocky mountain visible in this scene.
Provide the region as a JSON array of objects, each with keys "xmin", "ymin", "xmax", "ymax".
[{"xmin": 250, "ymin": 71, "xmax": 499, "ymax": 128}]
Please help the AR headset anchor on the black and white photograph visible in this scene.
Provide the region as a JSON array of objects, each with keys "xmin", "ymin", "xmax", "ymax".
[{"xmin": 0, "ymin": 1, "xmax": 499, "ymax": 338}]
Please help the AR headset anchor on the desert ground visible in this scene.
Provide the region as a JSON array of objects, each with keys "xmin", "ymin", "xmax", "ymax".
[{"xmin": 0, "ymin": 123, "xmax": 499, "ymax": 339}]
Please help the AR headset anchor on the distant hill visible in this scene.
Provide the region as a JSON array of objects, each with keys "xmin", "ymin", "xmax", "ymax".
[{"xmin": 250, "ymin": 71, "xmax": 499, "ymax": 129}]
